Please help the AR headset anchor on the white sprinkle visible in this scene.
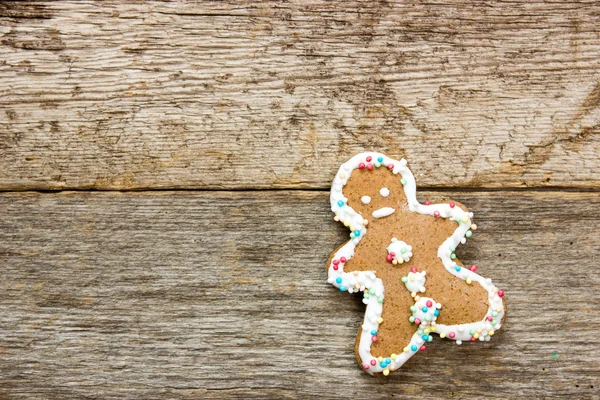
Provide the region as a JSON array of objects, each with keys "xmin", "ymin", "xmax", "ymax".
[
  {"xmin": 361, "ymin": 195, "xmax": 371, "ymax": 204},
  {"xmin": 379, "ymin": 187, "xmax": 390, "ymax": 197}
]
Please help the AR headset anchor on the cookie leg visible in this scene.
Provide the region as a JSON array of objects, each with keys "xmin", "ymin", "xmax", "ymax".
[{"xmin": 434, "ymin": 270, "xmax": 506, "ymax": 344}]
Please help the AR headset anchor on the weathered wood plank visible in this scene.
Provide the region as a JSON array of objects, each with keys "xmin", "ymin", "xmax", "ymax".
[
  {"xmin": 0, "ymin": 191, "xmax": 598, "ymax": 399},
  {"xmin": 1, "ymin": 1, "xmax": 600, "ymax": 190}
]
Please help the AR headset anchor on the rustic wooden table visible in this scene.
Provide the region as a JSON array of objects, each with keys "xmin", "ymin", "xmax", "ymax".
[{"xmin": 1, "ymin": 1, "xmax": 599, "ymax": 399}]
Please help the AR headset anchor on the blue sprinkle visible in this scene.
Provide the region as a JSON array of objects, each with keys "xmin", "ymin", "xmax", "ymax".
[
  {"xmin": 381, "ymin": 361, "xmax": 387, "ymax": 367},
  {"xmin": 377, "ymin": 156, "xmax": 383, "ymax": 163},
  {"xmin": 422, "ymin": 306, "xmax": 428, "ymax": 312},
  {"xmin": 422, "ymin": 334, "xmax": 428, "ymax": 341},
  {"xmin": 339, "ymin": 286, "xmax": 347, "ymax": 292},
  {"xmin": 337, "ymin": 200, "xmax": 344, "ymax": 207},
  {"xmin": 354, "ymin": 230, "xmax": 361, "ymax": 237},
  {"xmin": 371, "ymin": 330, "xmax": 377, "ymax": 336},
  {"xmin": 434, "ymin": 310, "xmax": 440, "ymax": 316},
  {"xmin": 336, "ymin": 277, "xmax": 342, "ymax": 284},
  {"xmin": 455, "ymin": 266, "xmax": 462, "ymax": 272},
  {"xmin": 385, "ymin": 358, "xmax": 391, "ymax": 364},
  {"xmin": 410, "ymin": 345, "xmax": 418, "ymax": 352}
]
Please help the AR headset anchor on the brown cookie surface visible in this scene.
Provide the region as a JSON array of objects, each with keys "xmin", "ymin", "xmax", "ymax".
[{"xmin": 337, "ymin": 167, "xmax": 489, "ymax": 359}]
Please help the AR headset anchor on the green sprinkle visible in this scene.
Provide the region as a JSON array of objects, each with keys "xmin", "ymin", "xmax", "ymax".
[
  {"xmin": 417, "ymin": 329, "xmax": 423, "ymax": 335},
  {"xmin": 469, "ymin": 328, "xmax": 476, "ymax": 335},
  {"xmin": 427, "ymin": 335, "xmax": 433, "ymax": 342},
  {"xmin": 377, "ymin": 296, "xmax": 384, "ymax": 303},
  {"xmin": 401, "ymin": 276, "xmax": 408, "ymax": 283},
  {"xmin": 492, "ymin": 311, "xmax": 498, "ymax": 317},
  {"xmin": 369, "ymin": 288, "xmax": 376, "ymax": 295},
  {"xmin": 364, "ymin": 293, "xmax": 370, "ymax": 299},
  {"xmin": 450, "ymin": 253, "xmax": 456, "ymax": 259},
  {"xmin": 466, "ymin": 230, "xmax": 472, "ymax": 238},
  {"xmin": 424, "ymin": 315, "xmax": 431, "ymax": 321},
  {"xmin": 400, "ymin": 247, "xmax": 407, "ymax": 254},
  {"xmin": 375, "ymin": 162, "xmax": 381, "ymax": 168},
  {"xmin": 449, "ymin": 246, "xmax": 456, "ymax": 252},
  {"xmin": 409, "ymin": 316, "xmax": 415, "ymax": 323},
  {"xmin": 410, "ymin": 306, "xmax": 416, "ymax": 313},
  {"xmin": 401, "ymin": 178, "xmax": 407, "ymax": 185}
]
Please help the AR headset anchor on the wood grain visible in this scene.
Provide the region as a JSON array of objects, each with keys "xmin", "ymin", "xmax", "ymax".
[
  {"xmin": 1, "ymin": 190, "xmax": 598, "ymax": 399},
  {"xmin": 1, "ymin": 0, "xmax": 600, "ymax": 190}
]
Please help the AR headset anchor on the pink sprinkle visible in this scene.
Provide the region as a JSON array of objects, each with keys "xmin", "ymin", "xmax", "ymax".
[
  {"xmin": 449, "ymin": 332, "xmax": 455, "ymax": 339},
  {"xmin": 470, "ymin": 337, "xmax": 476, "ymax": 342},
  {"xmin": 498, "ymin": 290, "xmax": 505, "ymax": 298},
  {"xmin": 386, "ymin": 254, "xmax": 393, "ymax": 262},
  {"xmin": 388, "ymin": 164, "xmax": 394, "ymax": 170},
  {"xmin": 487, "ymin": 316, "xmax": 493, "ymax": 321},
  {"xmin": 434, "ymin": 211, "xmax": 440, "ymax": 217},
  {"xmin": 340, "ymin": 257, "xmax": 347, "ymax": 263},
  {"xmin": 366, "ymin": 156, "xmax": 372, "ymax": 162},
  {"xmin": 367, "ymin": 163, "xmax": 374, "ymax": 171},
  {"xmin": 420, "ymin": 345, "xmax": 426, "ymax": 351},
  {"xmin": 363, "ymin": 363, "xmax": 370, "ymax": 370},
  {"xmin": 469, "ymin": 264, "xmax": 477, "ymax": 272},
  {"xmin": 358, "ymin": 163, "xmax": 365, "ymax": 169},
  {"xmin": 414, "ymin": 318, "xmax": 421, "ymax": 325},
  {"xmin": 411, "ymin": 266, "xmax": 418, "ymax": 273},
  {"xmin": 333, "ymin": 259, "xmax": 339, "ymax": 266},
  {"xmin": 449, "ymin": 202, "xmax": 455, "ymax": 208},
  {"xmin": 425, "ymin": 200, "xmax": 431, "ymax": 206},
  {"xmin": 333, "ymin": 265, "xmax": 338, "ymax": 271},
  {"xmin": 372, "ymin": 336, "xmax": 378, "ymax": 342},
  {"xmin": 426, "ymin": 300, "xmax": 432, "ymax": 307},
  {"xmin": 370, "ymin": 359, "xmax": 377, "ymax": 366}
]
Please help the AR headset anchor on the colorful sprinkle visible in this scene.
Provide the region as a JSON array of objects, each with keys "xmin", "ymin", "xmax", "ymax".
[
  {"xmin": 366, "ymin": 156, "xmax": 372, "ymax": 162},
  {"xmin": 339, "ymin": 286, "xmax": 347, "ymax": 292},
  {"xmin": 340, "ymin": 257, "xmax": 346, "ymax": 263},
  {"xmin": 449, "ymin": 202, "xmax": 455, "ymax": 208},
  {"xmin": 377, "ymin": 157, "xmax": 383, "ymax": 163},
  {"xmin": 411, "ymin": 345, "xmax": 418, "ymax": 352},
  {"xmin": 358, "ymin": 162, "xmax": 365, "ymax": 169},
  {"xmin": 335, "ymin": 277, "xmax": 342, "ymax": 284},
  {"xmin": 498, "ymin": 290, "xmax": 505, "ymax": 297},
  {"xmin": 401, "ymin": 178, "xmax": 407, "ymax": 185},
  {"xmin": 420, "ymin": 345, "xmax": 426, "ymax": 351},
  {"xmin": 337, "ymin": 200, "xmax": 344, "ymax": 207},
  {"xmin": 434, "ymin": 210, "xmax": 440, "ymax": 217},
  {"xmin": 425, "ymin": 200, "xmax": 431, "ymax": 206}
]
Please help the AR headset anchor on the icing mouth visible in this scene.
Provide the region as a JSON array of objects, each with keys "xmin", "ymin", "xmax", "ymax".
[{"xmin": 372, "ymin": 207, "xmax": 395, "ymax": 218}]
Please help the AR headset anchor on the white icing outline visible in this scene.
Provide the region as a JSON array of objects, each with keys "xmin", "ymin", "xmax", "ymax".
[{"xmin": 328, "ymin": 152, "xmax": 506, "ymax": 375}]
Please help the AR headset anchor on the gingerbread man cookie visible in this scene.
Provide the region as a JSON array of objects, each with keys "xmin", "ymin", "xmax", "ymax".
[{"xmin": 327, "ymin": 153, "xmax": 506, "ymax": 375}]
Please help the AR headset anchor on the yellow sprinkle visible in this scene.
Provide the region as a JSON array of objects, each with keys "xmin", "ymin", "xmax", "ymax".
[
  {"xmin": 378, "ymin": 356, "xmax": 383, "ymax": 362},
  {"xmin": 383, "ymin": 369, "xmax": 389, "ymax": 376},
  {"xmin": 414, "ymin": 295, "xmax": 421, "ymax": 301},
  {"xmin": 411, "ymin": 292, "xmax": 416, "ymax": 298},
  {"xmin": 377, "ymin": 317, "xmax": 383, "ymax": 324},
  {"xmin": 343, "ymin": 220, "xmax": 350, "ymax": 227},
  {"xmin": 466, "ymin": 278, "xmax": 472, "ymax": 285},
  {"xmin": 340, "ymin": 173, "xmax": 346, "ymax": 179},
  {"xmin": 424, "ymin": 328, "xmax": 430, "ymax": 334},
  {"xmin": 392, "ymin": 260, "xmax": 398, "ymax": 265},
  {"xmin": 355, "ymin": 283, "xmax": 360, "ymax": 289},
  {"xmin": 495, "ymin": 307, "xmax": 502, "ymax": 313},
  {"xmin": 488, "ymin": 330, "xmax": 494, "ymax": 336},
  {"xmin": 430, "ymin": 326, "xmax": 437, "ymax": 332},
  {"xmin": 477, "ymin": 328, "xmax": 482, "ymax": 334},
  {"xmin": 390, "ymin": 353, "xmax": 397, "ymax": 360},
  {"xmin": 439, "ymin": 332, "xmax": 446, "ymax": 339},
  {"xmin": 354, "ymin": 271, "xmax": 359, "ymax": 276},
  {"xmin": 404, "ymin": 346, "xmax": 410, "ymax": 353},
  {"xmin": 471, "ymin": 224, "xmax": 477, "ymax": 230},
  {"xmin": 334, "ymin": 216, "xmax": 340, "ymax": 221},
  {"xmin": 473, "ymin": 333, "xmax": 479, "ymax": 339},
  {"xmin": 461, "ymin": 216, "xmax": 469, "ymax": 223},
  {"xmin": 363, "ymin": 220, "xmax": 368, "ymax": 226}
]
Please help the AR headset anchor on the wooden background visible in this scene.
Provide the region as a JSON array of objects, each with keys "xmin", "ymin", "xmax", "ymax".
[{"xmin": 1, "ymin": 1, "xmax": 599, "ymax": 398}]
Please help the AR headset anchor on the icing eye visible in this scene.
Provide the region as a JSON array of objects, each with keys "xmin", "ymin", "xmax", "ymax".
[
  {"xmin": 361, "ymin": 196, "xmax": 371, "ymax": 205},
  {"xmin": 379, "ymin": 187, "xmax": 390, "ymax": 197}
]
